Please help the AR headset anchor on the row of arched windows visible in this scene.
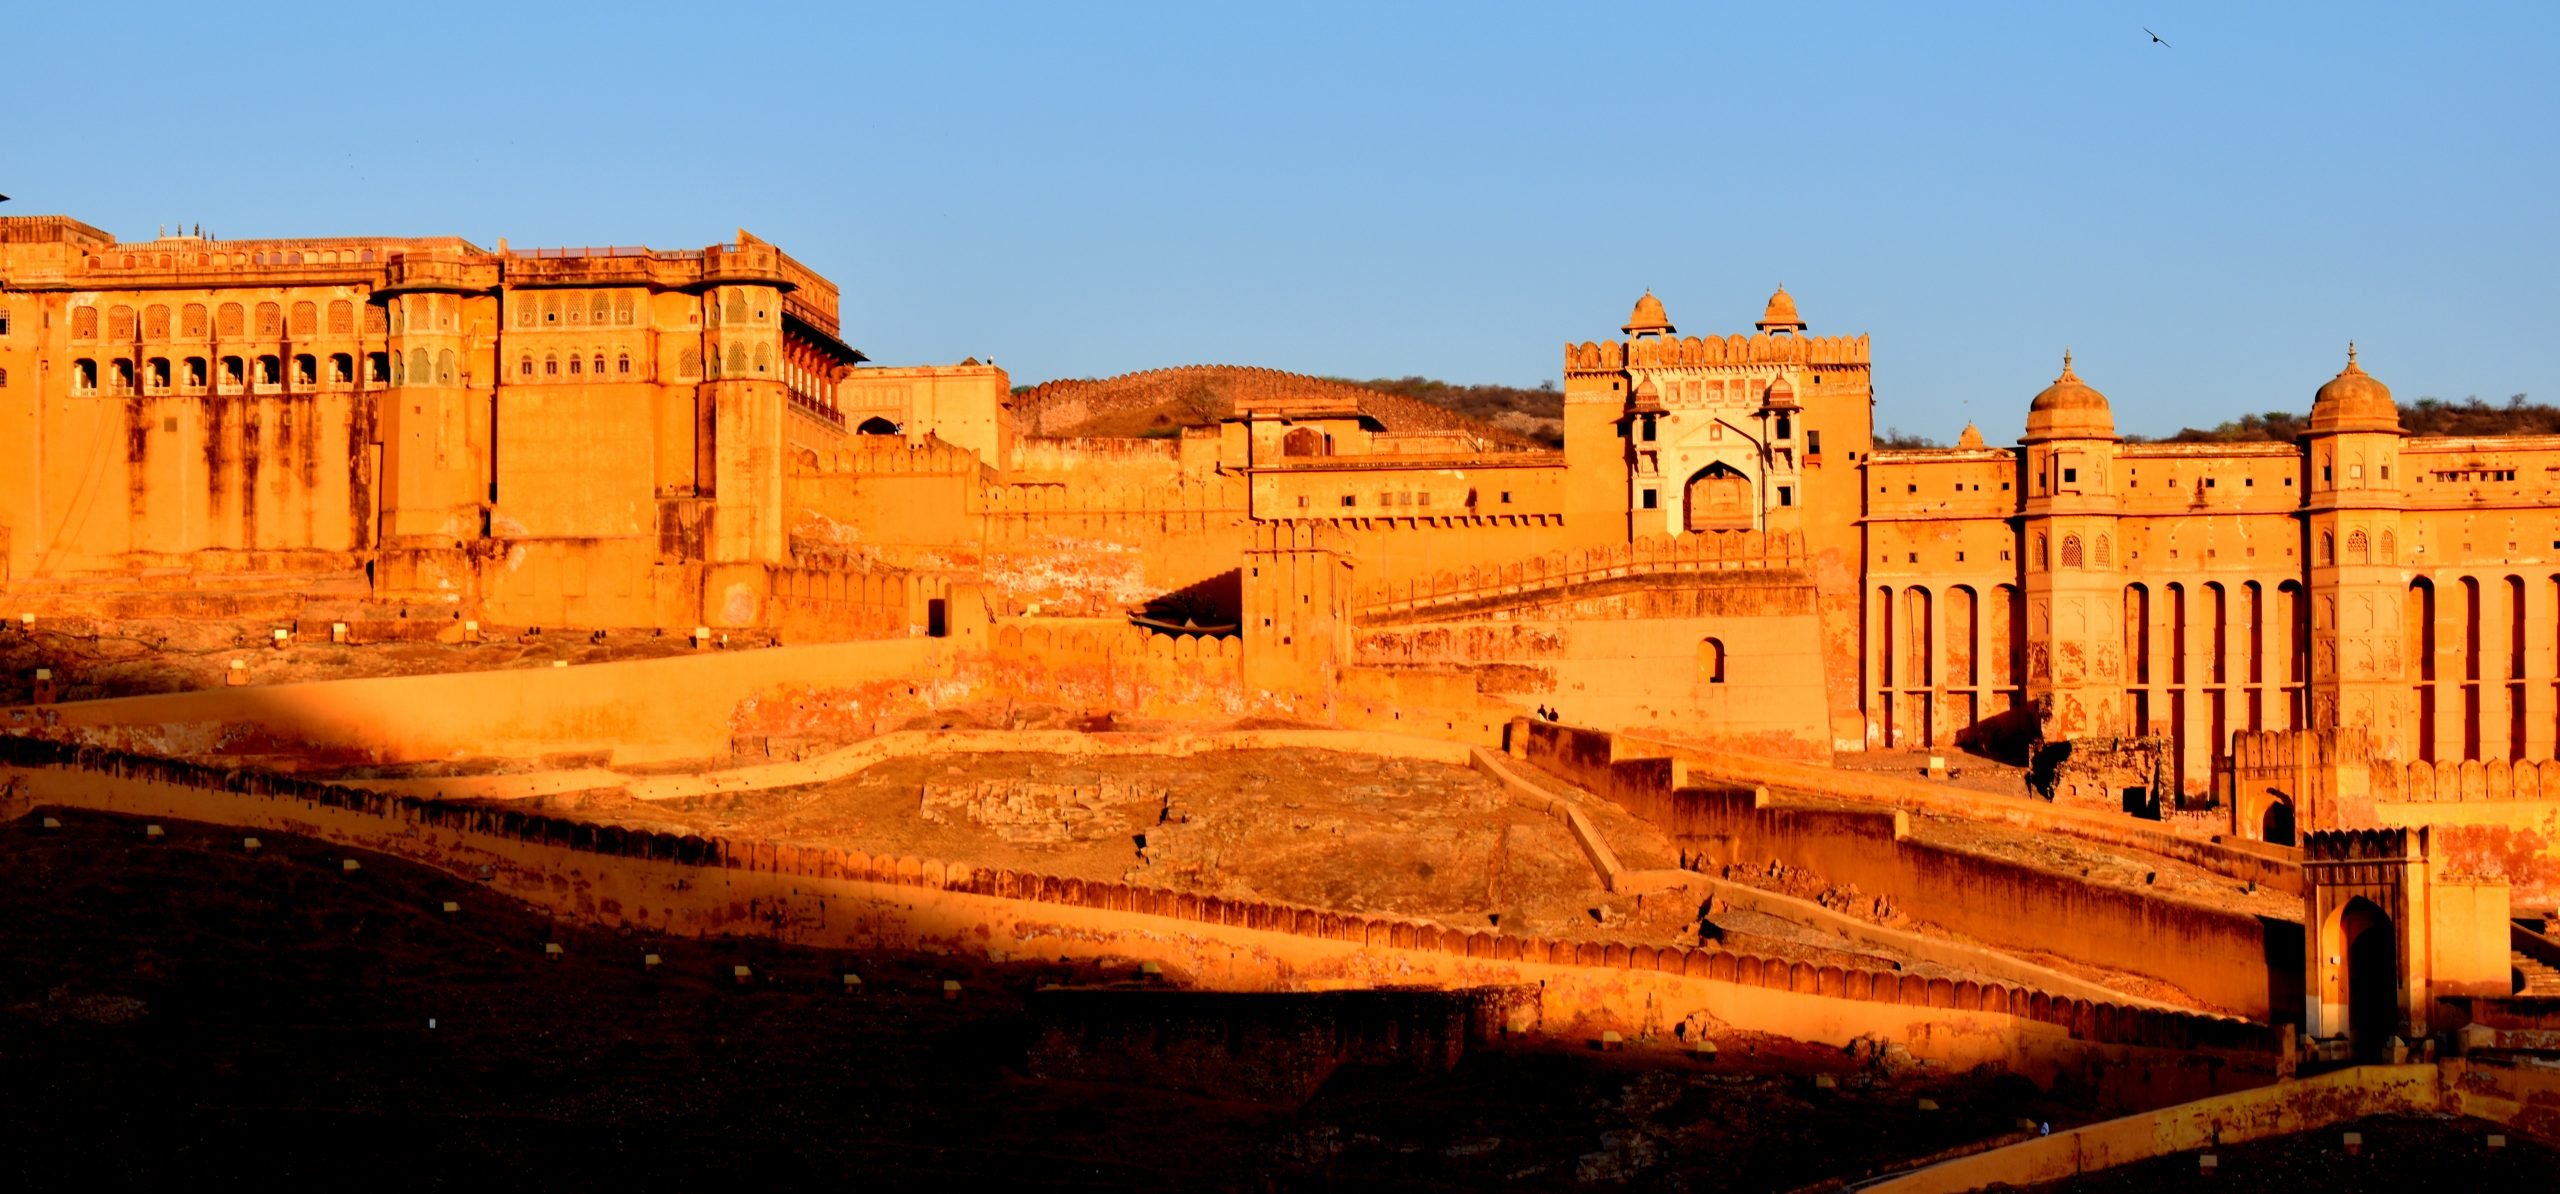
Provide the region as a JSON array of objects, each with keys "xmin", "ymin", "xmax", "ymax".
[
  {"xmin": 701, "ymin": 341, "xmax": 773, "ymax": 379},
  {"xmin": 73, "ymin": 300, "xmax": 367, "ymax": 341},
  {"xmin": 517, "ymin": 350, "xmax": 637, "ymax": 380},
  {"xmin": 2033, "ymin": 533, "xmax": 2115, "ymax": 570},
  {"xmin": 2319, "ymin": 528, "xmax": 2398, "ymax": 565},
  {"xmin": 513, "ymin": 290, "xmax": 639, "ymax": 328},
  {"xmin": 70, "ymin": 352, "xmax": 387, "ymax": 394},
  {"xmin": 704, "ymin": 288, "xmax": 771, "ymax": 328}
]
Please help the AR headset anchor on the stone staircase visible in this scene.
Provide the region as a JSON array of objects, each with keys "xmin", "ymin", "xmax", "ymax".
[{"xmin": 2512, "ymin": 951, "xmax": 2560, "ymax": 997}]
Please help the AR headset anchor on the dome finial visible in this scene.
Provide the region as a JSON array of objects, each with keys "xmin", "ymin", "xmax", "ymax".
[
  {"xmin": 2347, "ymin": 340, "xmax": 2358, "ymax": 367},
  {"xmin": 2061, "ymin": 348, "xmax": 2075, "ymax": 378}
]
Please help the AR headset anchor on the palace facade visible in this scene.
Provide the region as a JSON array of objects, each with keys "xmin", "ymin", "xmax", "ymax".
[{"xmin": 7, "ymin": 212, "xmax": 2558, "ymax": 797}]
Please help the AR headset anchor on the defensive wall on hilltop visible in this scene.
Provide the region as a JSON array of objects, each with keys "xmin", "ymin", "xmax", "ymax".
[
  {"xmin": 0, "ymin": 735, "xmax": 2276, "ymax": 1104},
  {"xmin": 1515, "ymin": 720, "xmax": 2304, "ymax": 1020}
]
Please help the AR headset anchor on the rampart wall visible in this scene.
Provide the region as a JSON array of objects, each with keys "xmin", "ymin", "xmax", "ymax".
[
  {"xmin": 1520, "ymin": 721, "xmax": 2300, "ymax": 1019},
  {"xmin": 0, "ymin": 737, "xmax": 2274, "ymax": 1099},
  {"xmin": 10, "ymin": 638, "xmax": 937, "ymax": 767},
  {"xmin": 2227, "ymin": 727, "xmax": 2560, "ymax": 908}
]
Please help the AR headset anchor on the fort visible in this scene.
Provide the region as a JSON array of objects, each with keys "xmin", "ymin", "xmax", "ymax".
[{"xmin": 7, "ymin": 212, "xmax": 2560, "ymax": 1182}]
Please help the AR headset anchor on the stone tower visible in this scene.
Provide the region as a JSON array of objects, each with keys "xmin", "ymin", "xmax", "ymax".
[
  {"xmin": 2017, "ymin": 353, "xmax": 2126, "ymax": 739},
  {"xmin": 2300, "ymin": 346, "xmax": 2409, "ymax": 750}
]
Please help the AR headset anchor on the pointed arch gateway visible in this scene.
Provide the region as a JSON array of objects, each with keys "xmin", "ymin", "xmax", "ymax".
[{"xmin": 1683, "ymin": 462, "xmax": 1753, "ymax": 532}]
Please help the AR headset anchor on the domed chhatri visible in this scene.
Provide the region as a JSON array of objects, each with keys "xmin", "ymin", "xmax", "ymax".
[
  {"xmin": 1757, "ymin": 284, "xmax": 1807, "ymax": 333},
  {"xmin": 2310, "ymin": 343, "xmax": 2401, "ymax": 433},
  {"xmin": 1956, "ymin": 421, "xmax": 1986, "ymax": 449},
  {"xmin": 2024, "ymin": 350, "xmax": 2116, "ymax": 440},
  {"xmin": 1622, "ymin": 290, "xmax": 1674, "ymax": 337}
]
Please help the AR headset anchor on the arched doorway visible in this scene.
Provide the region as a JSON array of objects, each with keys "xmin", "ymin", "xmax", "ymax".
[
  {"xmin": 1281, "ymin": 427, "xmax": 1325, "ymax": 457},
  {"xmin": 1684, "ymin": 463, "xmax": 1751, "ymax": 532},
  {"xmin": 855, "ymin": 416, "xmax": 899, "ymax": 435},
  {"xmin": 2261, "ymin": 797, "xmax": 2295, "ymax": 846},
  {"xmin": 2338, "ymin": 897, "xmax": 2399, "ymax": 1060}
]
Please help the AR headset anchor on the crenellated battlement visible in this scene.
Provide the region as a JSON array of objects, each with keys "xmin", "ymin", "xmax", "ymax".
[
  {"xmin": 2400, "ymin": 757, "xmax": 2560, "ymax": 803},
  {"xmin": 1564, "ymin": 333, "xmax": 1871, "ymax": 375},
  {"xmin": 796, "ymin": 433, "xmax": 993, "ymax": 479}
]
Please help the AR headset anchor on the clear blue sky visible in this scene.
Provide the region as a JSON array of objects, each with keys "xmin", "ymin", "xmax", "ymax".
[{"xmin": 10, "ymin": 2, "xmax": 2553, "ymax": 439}]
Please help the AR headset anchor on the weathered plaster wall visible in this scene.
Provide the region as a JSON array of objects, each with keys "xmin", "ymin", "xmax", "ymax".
[{"xmin": 1522, "ymin": 721, "xmax": 2299, "ymax": 1019}]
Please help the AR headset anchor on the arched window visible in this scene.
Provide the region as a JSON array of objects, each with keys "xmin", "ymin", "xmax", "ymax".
[
  {"xmin": 568, "ymin": 354, "xmax": 583, "ymax": 376},
  {"xmin": 2035, "ymin": 533, "xmax": 2049, "ymax": 570},
  {"xmin": 1282, "ymin": 427, "xmax": 1325, "ymax": 457},
  {"xmin": 592, "ymin": 353, "xmax": 605, "ymax": 376},
  {"xmin": 753, "ymin": 344, "xmax": 772, "ymax": 374},
  {"xmin": 519, "ymin": 355, "xmax": 534, "ymax": 378},
  {"xmin": 590, "ymin": 294, "xmax": 609, "ymax": 324},
  {"xmin": 544, "ymin": 354, "xmax": 559, "ymax": 376},
  {"xmin": 361, "ymin": 249, "xmax": 376, "ymax": 264},
  {"xmin": 2062, "ymin": 535, "xmax": 2084, "ymax": 568},
  {"xmin": 856, "ymin": 416, "xmax": 900, "ymax": 435},
  {"xmin": 2095, "ymin": 535, "xmax": 2112, "ymax": 567},
  {"xmin": 1, "ymin": 367, "xmax": 9, "ymax": 388},
  {"xmin": 728, "ymin": 343, "xmax": 748, "ymax": 375},
  {"xmin": 218, "ymin": 303, "xmax": 244, "ymax": 337},
  {"xmin": 1700, "ymin": 637, "xmax": 1727, "ymax": 684},
  {"xmin": 328, "ymin": 301, "xmax": 354, "ymax": 335},
  {"xmin": 615, "ymin": 294, "xmax": 634, "ymax": 325},
  {"xmin": 616, "ymin": 353, "xmax": 631, "ymax": 375},
  {"xmin": 437, "ymin": 349, "xmax": 454, "ymax": 384},
  {"xmin": 723, "ymin": 291, "xmax": 747, "ymax": 325},
  {"xmin": 680, "ymin": 348, "xmax": 701, "ymax": 379},
  {"xmin": 108, "ymin": 305, "xmax": 134, "ymax": 339},
  {"xmin": 144, "ymin": 305, "xmax": 170, "ymax": 338},
  {"xmin": 292, "ymin": 354, "xmax": 316, "ymax": 387},
  {"xmin": 290, "ymin": 301, "xmax": 317, "ymax": 337},
  {"xmin": 329, "ymin": 353, "xmax": 352, "ymax": 384},
  {"xmin": 2381, "ymin": 530, "xmax": 2396, "ymax": 562},
  {"xmin": 542, "ymin": 294, "xmax": 559, "ymax": 324},
  {"xmin": 147, "ymin": 357, "xmax": 170, "ymax": 393},
  {"xmin": 517, "ymin": 300, "xmax": 536, "ymax": 328},
  {"xmin": 391, "ymin": 303, "xmax": 406, "ymax": 334},
  {"xmin": 71, "ymin": 307, "xmax": 98, "ymax": 339},
  {"xmin": 2347, "ymin": 529, "xmax": 2370, "ymax": 563},
  {"xmin": 256, "ymin": 303, "xmax": 281, "ymax": 336},
  {"xmin": 182, "ymin": 304, "xmax": 208, "ymax": 337},
  {"xmin": 402, "ymin": 348, "xmax": 424, "ymax": 386},
  {"xmin": 71, "ymin": 359, "xmax": 96, "ymax": 393},
  {"xmin": 2321, "ymin": 531, "xmax": 2336, "ymax": 565},
  {"xmin": 184, "ymin": 357, "xmax": 206, "ymax": 390},
  {"xmin": 255, "ymin": 355, "xmax": 280, "ymax": 387},
  {"xmin": 366, "ymin": 353, "xmax": 388, "ymax": 385}
]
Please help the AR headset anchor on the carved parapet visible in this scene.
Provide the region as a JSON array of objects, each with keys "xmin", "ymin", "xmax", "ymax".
[{"xmin": 378, "ymin": 254, "xmax": 500, "ymax": 296}]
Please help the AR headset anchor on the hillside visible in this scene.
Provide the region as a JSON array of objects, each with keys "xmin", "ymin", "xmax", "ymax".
[
  {"xmin": 2155, "ymin": 395, "xmax": 2554, "ymax": 442},
  {"xmin": 1010, "ymin": 366, "xmax": 1549, "ymax": 449}
]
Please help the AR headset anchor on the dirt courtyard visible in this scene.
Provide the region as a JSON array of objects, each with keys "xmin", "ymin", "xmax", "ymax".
[{"xmin": 503, "ymin": 748, "xmax": 1637, "ymax": 941}]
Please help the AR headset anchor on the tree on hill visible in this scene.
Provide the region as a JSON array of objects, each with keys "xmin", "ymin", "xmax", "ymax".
[{"xmin": 2156, "ymin": 394, "xmax": 2548, "ymax": 442}]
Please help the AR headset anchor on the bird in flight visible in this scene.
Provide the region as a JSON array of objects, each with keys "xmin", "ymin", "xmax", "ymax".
[{"xmin": 2145, "ymin": 27, "xmax": 2171, "ymax": 47}]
